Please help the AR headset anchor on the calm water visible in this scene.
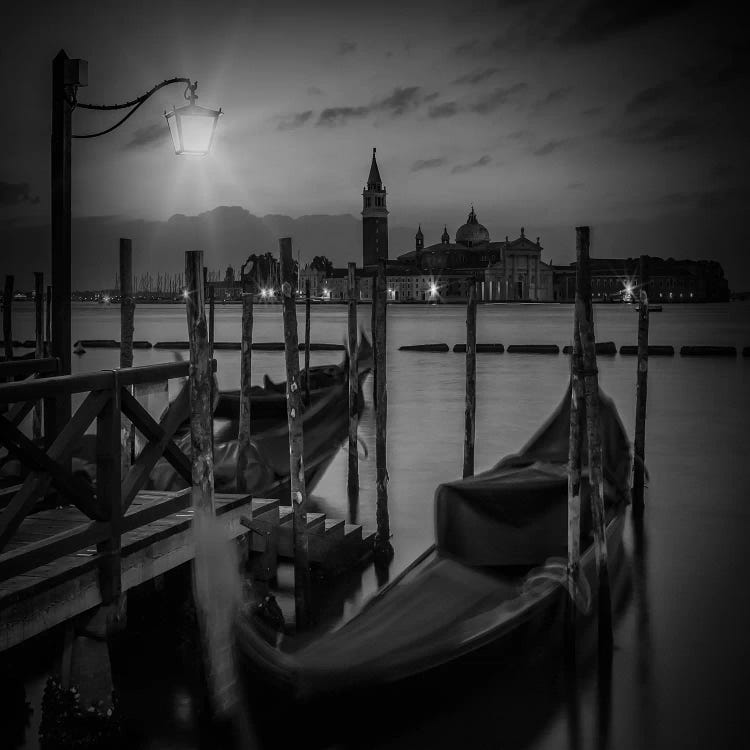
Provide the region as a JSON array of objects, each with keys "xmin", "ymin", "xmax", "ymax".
[{"xmin": 6, "ymin": 301, "xmax": 750, "ymax": 749}]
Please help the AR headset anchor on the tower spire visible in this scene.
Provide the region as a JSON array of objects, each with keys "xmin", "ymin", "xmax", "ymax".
[{"xmin": 362, "ymin": 147, "xmax": 388, "ymax": 267}]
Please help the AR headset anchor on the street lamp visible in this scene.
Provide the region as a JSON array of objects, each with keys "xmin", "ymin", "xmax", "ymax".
[
  {"xmin": 50, "ymin": 49, "xmax": 221, "ymax": 434},
  {"xmin": 165, "ymin": 81, "xmax": 222, "ymax": 155}
]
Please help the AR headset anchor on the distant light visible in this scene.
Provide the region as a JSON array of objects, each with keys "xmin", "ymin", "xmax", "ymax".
[
  {"xmin": 429, "ymin": 283, "xmax": 438, "ymax": 296},
  {"xmin": 182, "ymin": 289, "xmax": 189, "ymax": 299},
  {"xmin": 102, "ymin": 294, "xmax": 110, "ymax": 304}
]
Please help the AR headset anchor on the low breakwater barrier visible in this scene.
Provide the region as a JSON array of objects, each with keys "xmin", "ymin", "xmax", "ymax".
[
  {"xmin": 452, "ymin": 344, "xmax": 505, "ymax": 353},
  {"xmin": 562, "ymin": 341, "xmax": 616, "ymax": 355},
  {"xmin": 506, "ymin": 345, "xmax": 560, "ymax": 354},
  {"xmin": 680, "ymin": 346, "xmax": 737, "ymax": 357},
  {"xmin": 620, "ymin": 345, "xmax": 674, "ymax": 356},
  {"xmin": 398, "ymin": 344, "xmax": 450, "ymax": 352}
]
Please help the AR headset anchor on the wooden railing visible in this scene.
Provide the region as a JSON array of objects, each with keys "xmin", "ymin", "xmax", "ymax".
[{"xmin": 0, "ymin": 361, "xmax": 207, "ymax": 601}]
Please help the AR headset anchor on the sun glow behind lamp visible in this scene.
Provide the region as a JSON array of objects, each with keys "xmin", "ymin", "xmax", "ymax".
[{"xmin": 165, "ymin": 81, "xmax": 222, "ymax": 156}]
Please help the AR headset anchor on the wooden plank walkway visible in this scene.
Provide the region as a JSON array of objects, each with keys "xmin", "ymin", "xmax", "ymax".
[{"xmin": 0, "ymin": 490, "xmax": 279, "ymax": 652}]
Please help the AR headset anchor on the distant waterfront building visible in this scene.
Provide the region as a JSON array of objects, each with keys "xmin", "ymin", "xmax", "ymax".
[
  {"xmin": 395, "ymin": 209, "xmax": 554, "ymax": 301},
  {"xmin": 552, "ymin": 257, "xmax": 730, "ymax": 303}
]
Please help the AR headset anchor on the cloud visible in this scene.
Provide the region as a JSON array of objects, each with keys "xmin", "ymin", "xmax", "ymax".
[
  {"xmin": 307, "ymin": 86, "xmax": 323, "ymax": 96},
  {"xmin": 317, "ymin": 106, "xmax": 370, "ymax": 127},
  {"xmin": 567, "ymin": 182, "xmax": 584, "ymax": 189},
  {"xmin": 609, "ymin": 115, "xmax": 702, "ymax": 147},
  {"xmin": 124, "ymin": 122, "xmax": 169, "ymax": 150},
  {"xmin": 533, "ymin": 86, "xmax": 572, "ymax": 111},
  {"xmin": 451, "ymin": 155, "xmax": 491, "ymax": 174},
  {"xmin": 373, "ymin": 86, "xmax": 422, "ymax": 116},
  {"xmin": 581, "ymin": 106, "xmax": 604, "ymax": 117},
  {"xmin": 559, "ymin": 0, "xmax": 697, "ymax": 46},
  {"xmin": 411, "ymin": 158, "xmax": 446, "ymax": 172},
  {"xmin": 654, "ymin": 186, "xmax": 750, "ymax": 212},
  {"xmin": 471, "ymin": 83, "xmax": 527, "ymax": 114},
  {"xmin": 625, "ymin": 82, "xmax": 674, "ymax": 114},
  {"xmin": 0, "ymin": 181, "xmax": 39, "ymax": 206},
  {"xmin": 428, "ymin": 102, "xmax": 459, "ymax": 119},
  {"xmin": 453, "ymin": 68, "xmax": 500, "ymax": 85},
  {"xmin": 338, "ymin": 40, "xmax": 357, "ymax": 55},
  {"xmin": 276, "ymin": 110, "xmax": 313, "ymax": 131},
  {"xmin": 533, "ymin": 139, "xmax": 571, "ymax": 156},
  {"xmin": 453, "ymin": 38, "xmax": 481, "ymax": 56}
]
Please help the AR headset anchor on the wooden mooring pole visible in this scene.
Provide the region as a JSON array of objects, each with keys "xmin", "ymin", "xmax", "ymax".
[
  {"xmin": 33, "ymin": 273, "xmax": 44, "ymax": 440},
  {"xmin": 374, "ymin": 258, "xmax": 393, "ymax": 561},
  {"xmin": 632, "ymin": 255, "xmax": 650, "ymax": 519},
  {"xmin": 119, "ymin": 239, "xmax": 135, "ymax": 471},
  {"xmin": 236, "ymin": 263, "xmax": 254, "ymax": 492},
  {"xmin": 45, "ymin": 285, "xmax": 52, "ymax": 357},
  {"xmin": 371, "ymin": 278, "xmax": 377, "ymax": 409},
  {"xmin": 566, "ymin": 266, "xmax": 585, "ymax": 663},
  {"xmin": 304, "ymin": 279, "xmax": 311, "ymax": 405},
  {"xmin": 575, "ymin": 226, "xmax": 613, "ymax": 654},
  {"xmin": 347, "ymin": 263, "xmax": 359, "ymax": 500},
  {"xmin": 463, "ymin": 279, "xmax": 477, "ymax": 478},
  {"xmin": 185, "ymin": 251, "xmax": 215, "ymax": 517},
  {"xmin": 3, "ymin": 275, "xmax": 13, "ymax": 360},
  {"xmin": 279, "ymin": 237, "xmax": 311, "ymax": 628}
]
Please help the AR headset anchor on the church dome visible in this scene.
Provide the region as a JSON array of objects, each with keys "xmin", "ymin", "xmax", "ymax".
[{"xmin": 455, "ymin": 206, "xmax": 489, "ymax": 246}]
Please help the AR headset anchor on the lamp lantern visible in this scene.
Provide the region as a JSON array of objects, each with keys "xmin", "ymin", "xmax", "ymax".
[{"xmin": 165, "ymin": 81, "xmax": 222, "ymax": 156}]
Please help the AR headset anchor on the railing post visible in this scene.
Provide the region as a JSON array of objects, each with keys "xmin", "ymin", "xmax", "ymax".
[
  {"xmin": 96, "ymin": 374, "xmax": 122, "ymax": 605},
  {"xmin": 633, "ymin": 255, "xmax": 650, "ymax": 519},
  {"xmin": 347, "ymin": 263, "xmax": 359, "ymax": 501},
  {"xmin": 463, "ymin": 279, "xmax": 477, "ymax": 478},
  {"xmin": 185, "ymin": 251, "xmax": 215, "ymax": 517},
  {"xmin": 237, "ymin": 265, "xmax": 254, "ymax": 492},
  {"xmin": 575, "ymin": 226, "xmax": 613, "ymax": 654},
  {"xmin": 374, "ymin": 258, "xmax": 393, "ymax": 562},
  {"xmin": 33, "ymin": 272, "xmax": 44, "ymax": 441},
  {"xmin": 279, "ymin": 237, "xmax": 311, "ymax": 629},
  {"xmin": 3, "ymin": 275, "xmax": 13, "ymax": 361}
]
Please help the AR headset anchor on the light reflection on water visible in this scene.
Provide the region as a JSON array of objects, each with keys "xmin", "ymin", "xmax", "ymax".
[{"xmin": 8, "ymin": 301, "xmax": 750, "ymax": 749}]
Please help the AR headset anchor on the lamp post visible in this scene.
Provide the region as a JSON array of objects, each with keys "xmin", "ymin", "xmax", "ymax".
[{"xmin": 49, "ymin": 49, "xmax": 221, "ymax": 436}]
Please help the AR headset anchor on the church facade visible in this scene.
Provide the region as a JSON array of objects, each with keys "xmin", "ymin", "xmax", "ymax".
[{"xmin": 395, "ymin": 207, "xmax": 555, "ymax": 302}]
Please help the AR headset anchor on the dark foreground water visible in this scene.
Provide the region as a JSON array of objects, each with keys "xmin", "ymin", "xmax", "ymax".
[{"xmin": 5, "ymin": 301, "xmax": 750, "ymax": 749}]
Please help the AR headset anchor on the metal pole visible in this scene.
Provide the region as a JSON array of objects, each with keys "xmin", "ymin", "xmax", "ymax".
[
  {"xmin": 462, "ymin": 279, "xmax": 477, "ymax": 478},
  {"xmin": 279, "ymin": 237, "xmax": 311, "ymax": 628},
  {"xmin": 347, "ymin": 263, "xmax": 359, "ymax": 499},
  {"xmin": 51, "ymin": 50, "xmax": 73, "ymax": 437},
  {"xmin": 119, "ymin": 239, "xmax": 135, "ymax": 472}
]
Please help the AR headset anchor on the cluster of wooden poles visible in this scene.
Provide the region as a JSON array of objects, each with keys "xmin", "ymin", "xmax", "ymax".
[
  {"xmin": 179, "ymin": 239, "xmax": 393, "ymax": 628},
  {"xmin": 461, "ymin": 227, "xmax": 650, "ymax": 665}
]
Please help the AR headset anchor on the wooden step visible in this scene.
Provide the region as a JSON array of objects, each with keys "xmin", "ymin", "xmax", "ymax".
[{"xmin": 343, "ymin": 524, "xmax": 362, "ymax": 544}]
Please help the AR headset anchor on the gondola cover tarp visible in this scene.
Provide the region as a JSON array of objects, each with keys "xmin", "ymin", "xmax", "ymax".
[{"xmin": 435, "ymin": 386, "xmax": 631, "ymax": 566}]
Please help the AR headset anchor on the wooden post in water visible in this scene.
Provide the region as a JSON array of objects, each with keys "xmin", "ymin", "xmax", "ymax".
[
  {"xmin": 304, "ymin": 279, "xmax": 311, "ymax": 404},
  {"xmin": 463, "ymin": 279, "xmax": 477, "ymax": 478},
  {"xmin": 347, "ymin": 263, "xmax": 359, "ymax": 498},
  {"xmin": 236, "ymin": 262, "xmax": 254, "ymax": 492},
  {"xmin": 632, "ymin": 255, "xmax": 650, "ymax": 519},
  {"xmin": 575, "ymin": 226, "xmax": 613, "ymax": 654},
  {"xmin": 374, "ymin": 258, "xmax": 393, "ymax": 561},
  {"xmin": 33, "ymin": 273, "xmax": 45, "ymax": 440},
  {"xmin": 566, "ymin": 266, "xmax": 586, "ymax": 661},
  {"xmin": 279, "ymin": 237, "xmax": 311, "ymax": 628},
  {"xmin": 3, "ymin": 275, "xmax": 13, "ymax": 360},
  {"xmin": 45, "ymin": 285, "xmax": 52, "ymax": 356},
  {"xmin": 371, "ymin": 275, "xmax": 378, "ymax": 409},
  {"xmin": 184, "ymin": 251, "xmax": 215, "ymax": 517},
  {"xmin": 119, "ymin": 239, "xmax": 135, "ymax": 473}
]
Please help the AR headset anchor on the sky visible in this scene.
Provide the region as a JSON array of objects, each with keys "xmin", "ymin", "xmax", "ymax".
[{"xmin": 1, "ymin": 0, "xmax": 748, "ymax": 287}]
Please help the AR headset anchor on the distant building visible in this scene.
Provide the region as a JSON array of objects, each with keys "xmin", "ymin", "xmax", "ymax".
[
  {"xmin": 552, "ymin": 257, "xmax": 730, "ymax": 302},
  {"xmin": 362, "ymin": 148, "xmax": 389, "ymax": 268}
]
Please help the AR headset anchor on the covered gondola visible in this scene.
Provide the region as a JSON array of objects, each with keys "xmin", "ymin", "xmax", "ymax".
[{"xmin": 235, "ymin": 384, "xmax": 632, "ymax": 699}]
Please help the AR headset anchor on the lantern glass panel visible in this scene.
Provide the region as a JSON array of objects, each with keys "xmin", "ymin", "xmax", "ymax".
[
  {"xmin": 166, "ymin": 112, "xmax": 181, "ymax": 153},
  {"xmin": 179, "ymin": 113, "xmax": 215, "ymax": 155}
]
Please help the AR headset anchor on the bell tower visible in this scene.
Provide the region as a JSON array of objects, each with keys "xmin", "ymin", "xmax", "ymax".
[{"xmin": 362, "ymin": 147, "xmax": 388, "ymax": 268}]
